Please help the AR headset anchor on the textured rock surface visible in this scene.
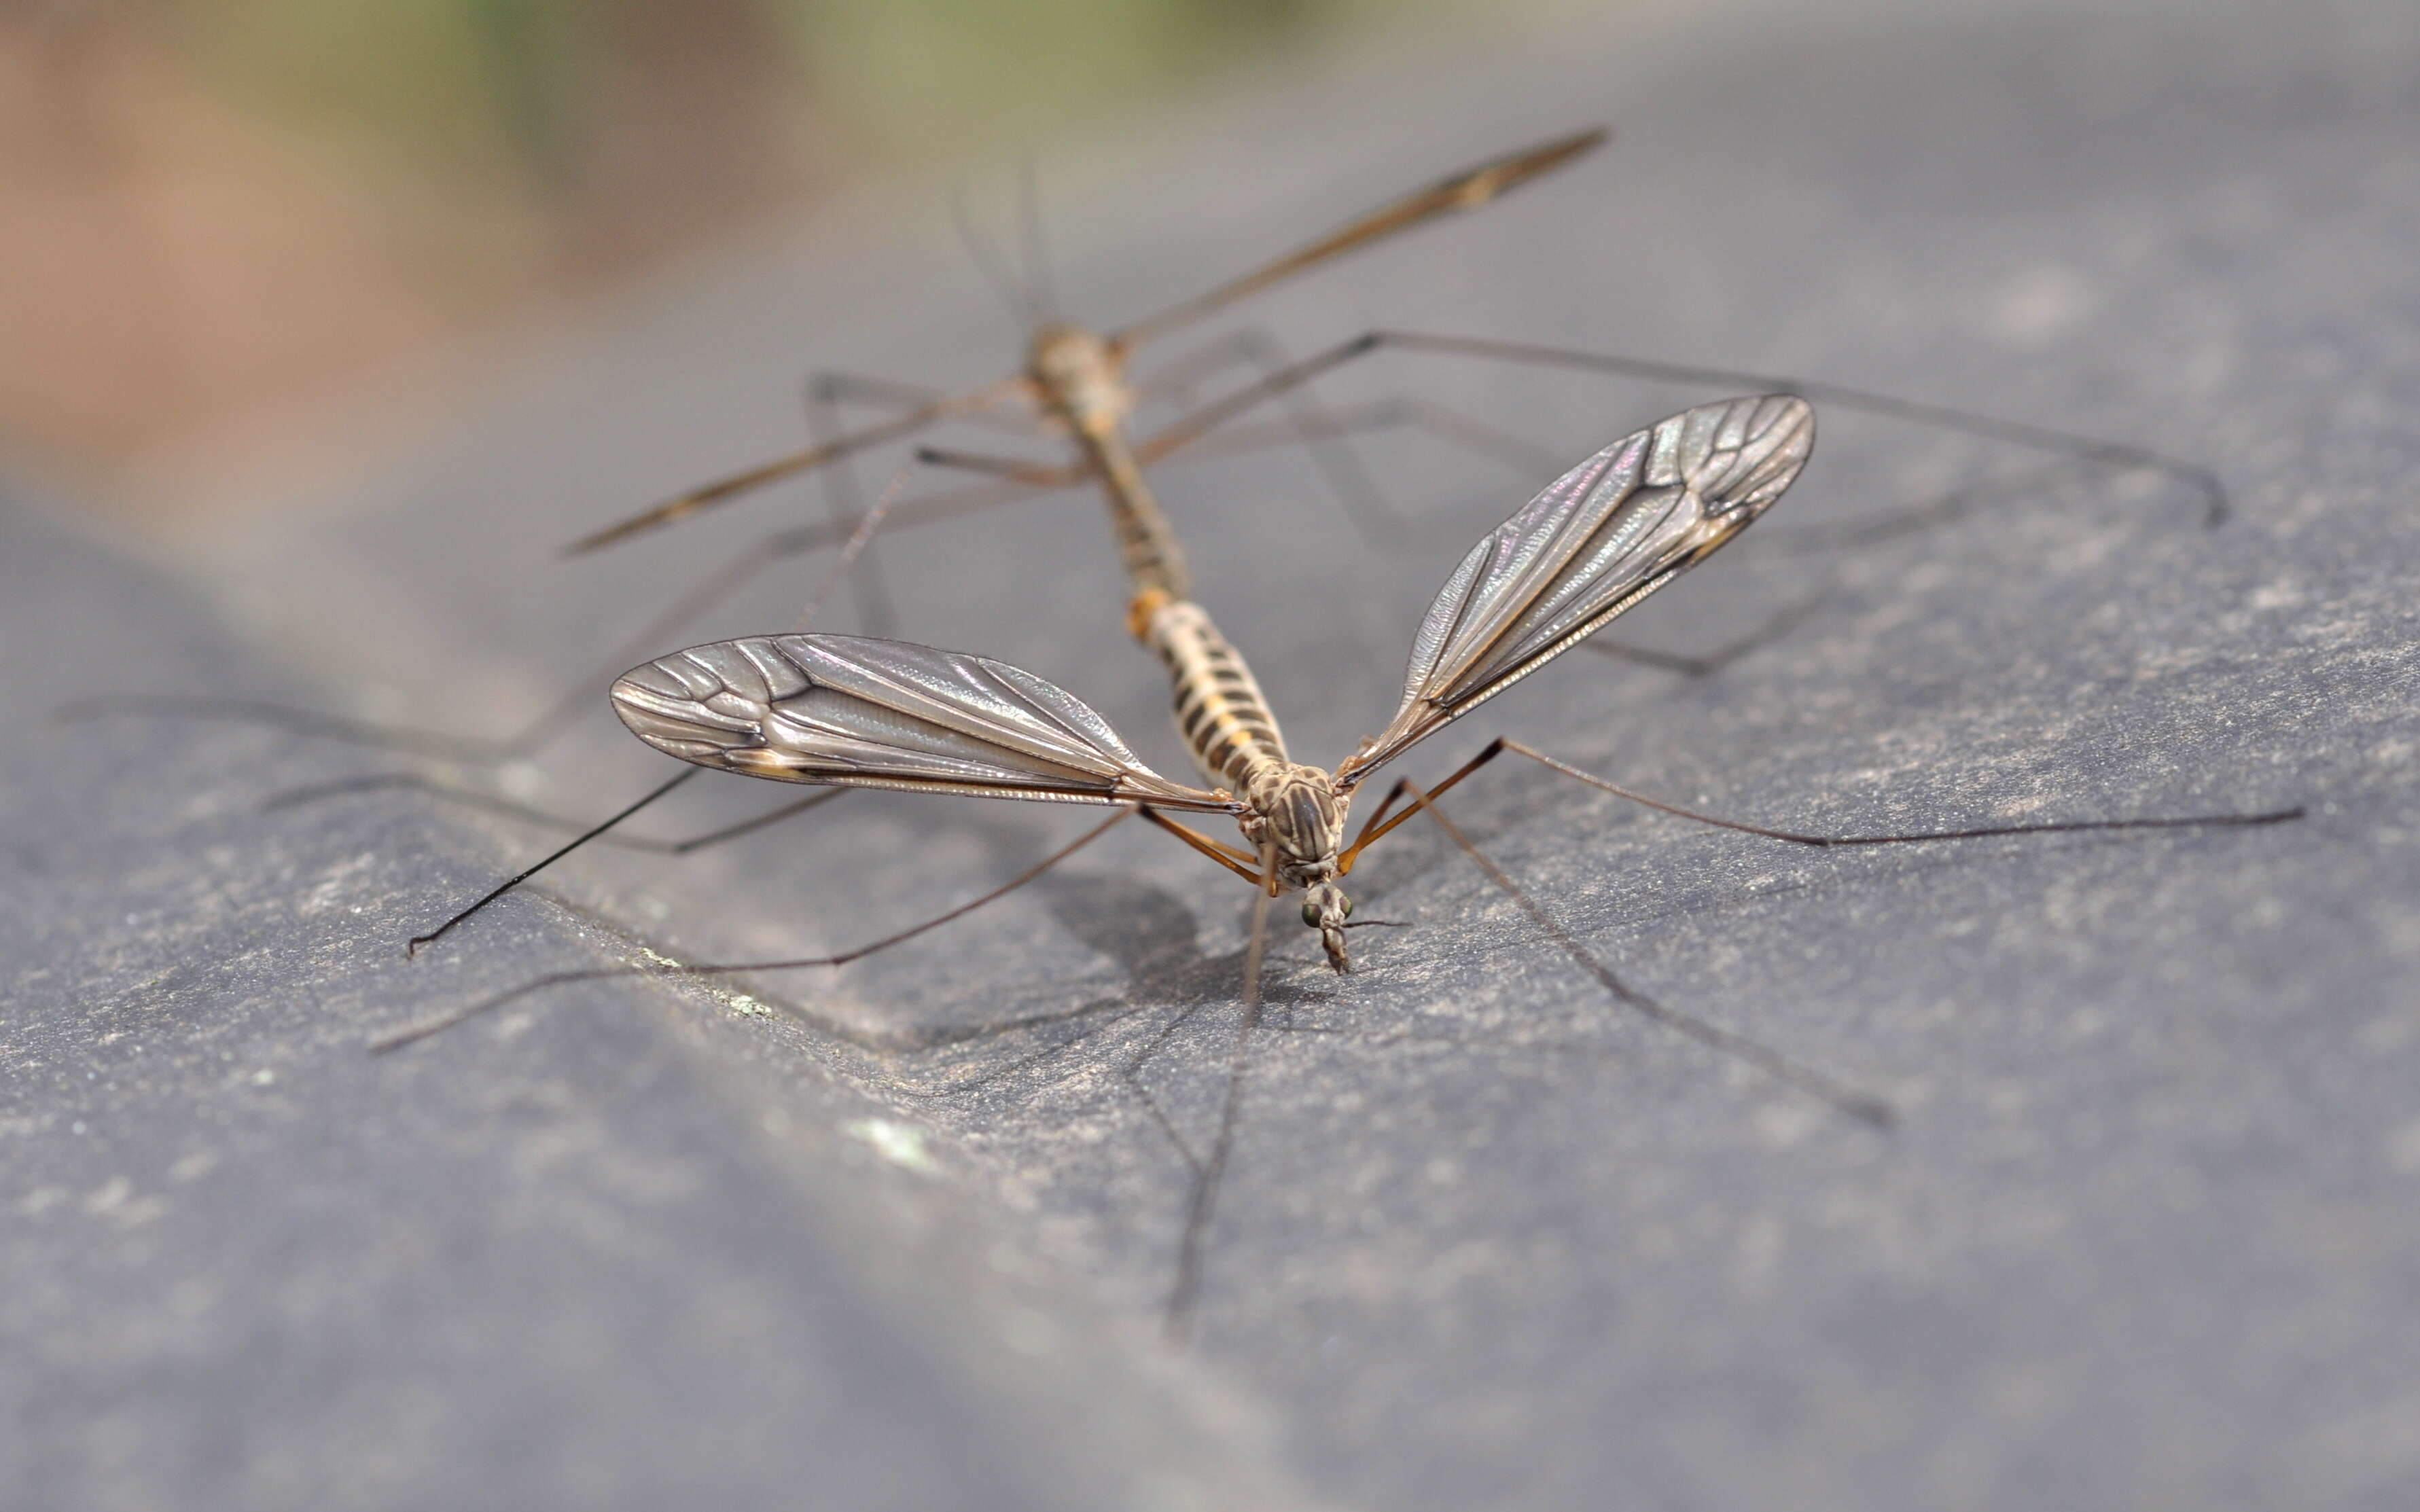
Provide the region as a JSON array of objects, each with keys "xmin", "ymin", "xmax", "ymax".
[{"xmin": 7, "ymin": 0, "xmax": 2418, "ymax": 1507}]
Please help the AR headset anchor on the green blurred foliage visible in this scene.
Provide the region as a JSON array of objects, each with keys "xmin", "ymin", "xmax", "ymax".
[
  {"xmin": 777, "ymin": 0, "xmax": 1326, "ymax": 156},
  {"xmin": 157, "ymin": 0, "xmax": 1443, "ymax": 196},
  {"xmin": 164, "ymin": 1, "xmax": 546, "ymax": 181}
]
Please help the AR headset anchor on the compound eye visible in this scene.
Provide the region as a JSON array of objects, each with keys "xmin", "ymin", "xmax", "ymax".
[
  {"xmin": 1340, "ymin": 895, "xmax": 1354, "ymax": 918},
  {"xmin": 1300, "ymin": 901, "xmax": 1322, "ymax": 929}
]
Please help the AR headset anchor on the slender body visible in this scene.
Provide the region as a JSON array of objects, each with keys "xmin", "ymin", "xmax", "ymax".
[{"xmin": 1025, "ymin": 324, "xmax": 1192, "ymax": 607}]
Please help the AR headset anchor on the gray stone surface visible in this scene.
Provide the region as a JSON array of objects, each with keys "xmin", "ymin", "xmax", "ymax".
[
  {"xmin": 8, "ymin": 0, "xmax": 2419, "ymax": 1507},
  {"xmin": 0, "ymin": 507, "xmax": 1330, "ymax": 1511}
]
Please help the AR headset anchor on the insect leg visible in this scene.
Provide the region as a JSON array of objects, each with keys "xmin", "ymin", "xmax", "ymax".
[
  {"xmin": 1139, "ymin": 328, "xmax": 2223, "ymax": 539},
  {"xmin": 1072, "ymin": 397, "xmax": 1554, "ymax": 489},
  {"xmin": 1136, "ymin": 808, "xmax": 1266, "ymax": 887},
  {"xmin": 1138, "ymin": 324, "xmax": 1408, "ymax": 545},
  {"xmin": 1132, "ymin": 332, "xmax": 1387, "ymax": 471},
  {"xmin": 1492, "ymin": 738, "xmax": 2304, "ymax": 848},
  {"xmin": 58, "ymin": 473, "xmax": 1060, "ymax": 766},
  {"xmin": 563, "ymin": 373, "xmax": 1032, "ymax": 556},
  {"xmin": 1340, "ymin": 736, "xmax": 1517, "ymax": 871},
  {"xmin": 54, "ymin": 529, "xmax": 814, "ymax": 766},
  {"xmin": 406, "ymin": 767, "xmax": 702, "ymax": 955},
  {"xmin": 1364, "ymin": 329, "xmax": 2230, "ymax": 527},
  {"xmin": 262, "ymin": 771, "xmax": 847, "ymax": 855},
  {"xmin": 374, "ymin": 808, "xmax": 1134, "ymax": 1050},
  {"xmin": 1578, "ymin": 581, "xmax": 1838, "ymax": 679},
  {"xmin": 910, "ymin": 447, "xmax": 1086, "ymax": 488},
  {"xmin": 402, "ymin": 463, "xmax": 939, "ymax": 947},
  {"xmin": 50, "ymin": 694, "xmax": 505, "ymax": 765},
  {"xmin": 804, "ymin": 370, "xmax": 923, "ymax": 636}
]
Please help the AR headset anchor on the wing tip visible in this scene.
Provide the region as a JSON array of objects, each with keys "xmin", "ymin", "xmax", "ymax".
[
  {"xmin": 611, "ymin": 646, "xmax": 779, "ymax": 770},
  {"xmin": 1671, "ymin": 393, "xmax": 1813, "ymax": 516}
]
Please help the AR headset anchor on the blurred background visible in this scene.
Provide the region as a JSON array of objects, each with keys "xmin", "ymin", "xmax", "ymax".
[{"xmin": 0, "ymin": 0, "xmax": 1544, "ymax": 528}]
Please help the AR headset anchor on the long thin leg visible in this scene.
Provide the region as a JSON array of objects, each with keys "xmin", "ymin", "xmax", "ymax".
[
  {"xmin": 1130, "ymin": 329, "xmax": 2225, "ymax": 528},
  {"xmin": 50, "ymin": 695, "xmax": 510, "ymax": 765},
  {"xmin": 1580, "ymin": 585, "xmax": 1834, "ymax": 679},
  {"xmin": 59, "ymin": 471, "xmax": 1061, "ymax": 765},
  {"xmin": 1137, "ymin": 808, "xmax": 1267, "ymax": 886},
  {"xmin": 806, "ymin": 371, "xmax": 910, "ymax": 636},
  {"xmin": 1367, "ymin": 330, "xmax": 2230, "ymax": 526},
  {"xmin": 564, "ymin": 373, "xmax": 1033, "ymax": 556},
  {"xmin": 806, "ymin": 370, "xmax": 1045, "ymax": 440},
  {"xmin": 1349, "ymin": 397, "xmax": 1569, "ymax": 479},
  {"xmin": 402, "ymin": 466, "xmax": 925, "ymax": 950},
  {"xmin": 918, "ymin": 386, "xmax": 1571, "ymax": 502},
  {"xmin": 1341, "ymin": 736, "xmax": 1518, "ymax": 869},
  {"xmin": 1133, "ymin": 333, "xmax": 1385, "ymax": 468},
  {"xmin": 1171, "ymin": 395, "xmax": 1568, "ymax": 481},
  {"xmin": 61, "ymin": 533, "xmax": 801, "ymax": 766},
  {"xmin": 1345, "ymin": 735, "xmax": 2302, "ymax": 871},
  {"xmin": 787, "ymin": 460, "xmax": 917, "ymax": 632},
  {"xmin": 1139, "ymin": 398, "xmax": 2124, "ymax": 592},
  {"xmin": 263, "ymin": 772, "xmax": 847, "ymax": 854},
  {"xmin": 1747, "ymin": 461, "xmax": 2088, "ymax": 557},
  {"xmin": 912, "ymin": 446, "xmax": 1085, "ymax": 488},
  {"xmin": 374, "ymin": 808, "xmax": 1135, "ymax": 1051},
  {"xmin": 408, "ymin": 768, "xmax": 702, "ymax": 954},
  {"xmin": 1138, "ymin": 325, "xmax": 1408, "ymax": 544},
  {"xmin": 916, "ymin": 382, "xmax": 1565, "ymax": 494},
  {"xmin": 1164, "ymin": 843, "xmax": 1277, "ymax": 1342},
  {"xmin": 1494, "ymin": 738, "xmax": 2304, "ymax": 848},
  {"xmin": 1400, "ymin": 779, "xmax": 1896, "ymax": 1127},
  {"xmin": 1129, "ymin": 327, "xmax": 1273, "ymax": 410}
]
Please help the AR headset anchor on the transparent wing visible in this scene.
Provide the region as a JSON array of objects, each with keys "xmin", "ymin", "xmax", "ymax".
[
  {"xmin": 1336, "ymin": 395, "xmax": 1814, "ymax": 786},
  {"xmin": 613, "ymin": 634, "xmax": 1240, "ymax": 812}
]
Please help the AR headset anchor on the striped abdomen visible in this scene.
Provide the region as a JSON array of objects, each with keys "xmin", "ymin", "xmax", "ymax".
[{"xmin": 1143, "ymin": 600, "xmax": 1289, "ymax": 791}]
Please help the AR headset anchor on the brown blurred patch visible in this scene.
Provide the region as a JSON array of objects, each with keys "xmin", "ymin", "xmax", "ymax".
[{"xmin": 0, "ymin": 2, "xmax": 832, "ymax": 527}]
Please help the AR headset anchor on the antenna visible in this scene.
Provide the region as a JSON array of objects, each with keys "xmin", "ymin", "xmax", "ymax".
[
  {"xmin": 1016, "ymin": 151, "xmax": 1058, "ymax": 323},
  {"xmin": 950, "ymin": 177, "xmax": 1042, "ymax": 330}
]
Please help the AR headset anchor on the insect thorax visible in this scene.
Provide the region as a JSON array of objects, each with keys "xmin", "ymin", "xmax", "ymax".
[
  {"xmin": 1239, "ymin": 766, "xmax": 1349, "ymax": 892},
  {"xmin": 1026, "ymin": 323, "xmax": 1129, "ymax": 434}
]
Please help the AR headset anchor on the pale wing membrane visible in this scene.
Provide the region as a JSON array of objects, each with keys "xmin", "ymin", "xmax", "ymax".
[
  {"xmin": 613, "ymin": 634, "xmax": 1239, "ymax": 812},
  {"xmin": 1337, "ymin": 395, "xmax": 1814, "ymax": 785}
]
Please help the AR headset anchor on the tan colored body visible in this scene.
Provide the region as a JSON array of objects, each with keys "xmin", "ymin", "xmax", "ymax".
[{"xmin": 1026, "ymin": 325, "xmax": 1190, "ymax": 612}]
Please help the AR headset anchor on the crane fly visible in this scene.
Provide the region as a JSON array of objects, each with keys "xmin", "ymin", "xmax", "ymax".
[
  {"xmin": 384, "ymin": 394, "xmax": 2296, "ymax": 1337},
  {"xmin": 609, "ymin": 397, "xmax": 1821, "ymax": 971}
]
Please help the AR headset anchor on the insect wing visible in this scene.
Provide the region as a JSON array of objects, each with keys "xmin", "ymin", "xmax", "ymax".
[
  {"xmin": 1338, "ymin": 395, "xmax": 1813, "ymax": 785},
  {"xmin": 613, "ymin": 634, "xmax": 1238, "ymax": 811}
]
